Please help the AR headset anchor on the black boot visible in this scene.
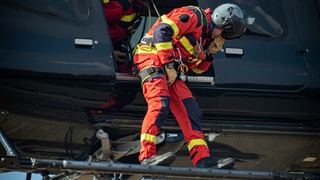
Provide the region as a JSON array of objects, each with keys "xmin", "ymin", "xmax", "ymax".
[
  {"xmin": 140, "ymin": 152, "xmax": 176, "ymax": 166},
  {"xmin": 196, "ymin": 156, "xmax": 235, "ymax": 169}
]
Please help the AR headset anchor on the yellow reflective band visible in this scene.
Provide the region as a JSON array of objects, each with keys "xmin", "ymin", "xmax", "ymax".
[
  {"xmin": 141, "ymin": 133, "xmax": 156, "ymax": 143},
  {"xmin": 103, "ymin": 0, "xmax": 109, "ymax": 3},
  {"xmin": 161, "ymin": 15, "xmax": 179, "ymax": 37},
  {"xmin": 155, "ymin": 42, "xmax": 173, "ymax": 51},
  {"xmin": 195, "ymin": 59, "xmax": 202, "ymax": 65},
  {"xmin": 120, "ymin": 13, "xmax": 136, "ymax": 22},
  {"xmin": 188, "ymin": 139, "xmax": 208, "ymax": 151},
  {"xmin": 180, "ymin": 36, "xmax": 194, "ymax": 55},
  {"xmin": 135, "ymin": 45, "xmax": 158, "ymax": 55},
  {"xmin": 191, "ymin": 67, "xmax": 205, "ymax": 74}
]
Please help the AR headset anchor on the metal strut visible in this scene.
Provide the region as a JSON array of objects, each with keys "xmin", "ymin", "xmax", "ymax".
[{"xmin": 0, "ymin": 128, "xmax": 21, "ymax": 157}]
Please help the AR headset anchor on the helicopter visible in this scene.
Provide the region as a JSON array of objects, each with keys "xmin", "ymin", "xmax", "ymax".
[{"xmin": 1, "ymin": 0, "xmax": 320, "ymax": 179}]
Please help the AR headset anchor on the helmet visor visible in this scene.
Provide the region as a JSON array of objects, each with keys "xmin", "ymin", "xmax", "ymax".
[{"xmin": 221, "ymin": 15, "xmax": 246, "ymax": 40}]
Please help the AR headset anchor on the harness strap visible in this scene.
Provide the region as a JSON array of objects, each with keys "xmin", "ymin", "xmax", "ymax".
[
  {"xmin": 187, "ymin": 6, "xmax": 208, "ymax": 42},
  {"xmin": 139, "ymin": 67, "xmax": 164, "ymax": 84}
]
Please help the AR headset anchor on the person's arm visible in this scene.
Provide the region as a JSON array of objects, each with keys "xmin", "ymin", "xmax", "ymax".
[
  {"xmin": 103, "ymin": 1, "xmax": 124, "ymax": 24},
  {"xmin": 103, "ymin": 2, "xmax": 127, "ymax": 63},
  {"xmin": 190, "ymin": 35, "xmax": 225, "ymax": 74},
  {"xmin": 152, "ymin": 7, "xmax": 199, "ymax": 65},
  {"xmin": 152, "ymin": 7, "xmax": 200, "ymax": 84}
]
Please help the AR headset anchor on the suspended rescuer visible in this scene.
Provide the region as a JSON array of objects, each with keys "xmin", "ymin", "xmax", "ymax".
[{"xmin": 133, "ymin": 3, "xmax": 253, "ymax": 168}]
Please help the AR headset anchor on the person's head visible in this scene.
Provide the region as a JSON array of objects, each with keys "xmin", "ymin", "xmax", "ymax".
[{"xmin": 210, "ymin": 3, "xmax": 249, "ymax": 40}]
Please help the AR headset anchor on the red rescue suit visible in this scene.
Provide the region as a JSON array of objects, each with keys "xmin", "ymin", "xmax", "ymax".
[
  {"xmin": 103, "ymin": 0, "xmax": 142, "ymax": 47},
  {"xmin": 134, "ymin": 6, "xmax": 214, "ymax": 166},
  {"xmin": 103, "ymin": 0, "xmax": 144, "ymax": 73}
]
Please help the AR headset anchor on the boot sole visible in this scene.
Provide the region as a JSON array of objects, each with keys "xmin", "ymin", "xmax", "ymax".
[
  {"xmin": 149, "ymin": 152, "xmax": 176, "ymax": 166},
  {"xmin": 216, "ymin": 158, "xmax": 235, "ymax": 169}
]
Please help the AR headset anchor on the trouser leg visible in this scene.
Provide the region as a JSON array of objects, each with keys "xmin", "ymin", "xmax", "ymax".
[
  {"xmin": 139, "ymin": 77, "xmax": 170, "ymax": 161},
  {"xmin": 169, "ymin": 80, "xmax": 210, "ymax": 166}
]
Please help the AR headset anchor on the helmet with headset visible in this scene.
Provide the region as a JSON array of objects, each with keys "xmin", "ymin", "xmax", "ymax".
[{"xmin": 211, "ymin": 3, "xmax": 251, "ymax": 39}]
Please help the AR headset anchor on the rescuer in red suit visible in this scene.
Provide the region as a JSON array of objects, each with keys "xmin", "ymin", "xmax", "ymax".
[
  {"xmin": 91, "ymin": 0, "xmax": 148, "ymax": 114},
  {"xmin": 103, "ymin": 0, "xmax": 148, "ymax": 73},
  {"xmin": 134, "ymin": 3, "xmax": 251, "ymax": 168}
]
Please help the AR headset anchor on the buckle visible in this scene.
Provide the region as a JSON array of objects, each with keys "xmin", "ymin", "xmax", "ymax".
[
  {"xmin": 147, "ymin": 67, "xmax": 156, "ymax": 74},
  {"xmin": 140, "ymin": 34, "xmax": 153, "ymax": 46}
]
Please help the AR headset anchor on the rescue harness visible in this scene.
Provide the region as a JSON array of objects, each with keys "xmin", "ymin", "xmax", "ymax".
[{"xmin": 136, "ymin": 4, "xmax": 210, "ymax": 85}]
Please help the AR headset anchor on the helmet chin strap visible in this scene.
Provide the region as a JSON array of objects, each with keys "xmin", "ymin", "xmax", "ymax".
[{"xmin": 209, "ymin": 23, "xmax": 214, "ymax": 38}]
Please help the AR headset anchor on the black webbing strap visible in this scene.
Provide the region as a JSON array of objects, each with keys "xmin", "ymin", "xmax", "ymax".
[
  {"xmin": 187, "ymin": 6, "xmax": 208, "ymax": 42},
  {"xmin": 139, "ymin": 67, "xmax": 164, "ymax": 84}
]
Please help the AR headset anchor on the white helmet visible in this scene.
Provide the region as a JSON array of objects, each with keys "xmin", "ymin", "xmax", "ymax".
[{"xmin": 212, "ymin": 3, "xmax": 247, "ymax": 39}]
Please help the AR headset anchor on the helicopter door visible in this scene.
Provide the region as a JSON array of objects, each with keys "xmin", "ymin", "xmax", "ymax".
[
  {"xmin": 195, "ymin": 0, "xmax": 310, "ymax": 121},
  {"xmin": 0, "ymin": 0, "xmax": 116, "ymax": 79},
  {"xmin": 0, "ymin": 0, "xmax": 116, "ymax": 121},
  {"xmin": 290, "ymin": 0, "xmax": 320, "ymax": 86},
  {"xmin": 199, "ymin": 0, "xmax": 307, "ymax": 90}
]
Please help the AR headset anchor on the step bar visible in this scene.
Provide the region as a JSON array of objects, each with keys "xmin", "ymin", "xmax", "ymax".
[
  {"xmin": 1, "ymin": 157, "xmax": 319, "ymax": 180},
  {"xmin": 115, "ymin": 73, "xmax": 215, "ymax": 85}
]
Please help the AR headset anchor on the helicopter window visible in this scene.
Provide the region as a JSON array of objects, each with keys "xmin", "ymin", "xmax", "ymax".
[
  {"xmin": 240, "ymin": 0, "xmax": 285, "ymax": 38},
  {"xmin": 3, "ymin": 0, "xmax": 90, "ymax": 22},
  {"xmin": 201, "ymin": 0, "xmax": 286, "ymax": 38}
]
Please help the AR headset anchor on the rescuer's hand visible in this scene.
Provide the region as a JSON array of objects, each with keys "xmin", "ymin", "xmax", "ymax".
[
  {"xmin": 114, "ymin": 50, "xmax": 126, "ymax": 63},
  {"xmin": 164, "ymin": 62, "xmax": 177, "ymax": 86},
  {"xmin": 165, "ymin": 68, "xmax": 177, "ymax": 86},
  {"xmin": 207, "ymin": 35, "xmax": 225, "ymax": 54}
]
